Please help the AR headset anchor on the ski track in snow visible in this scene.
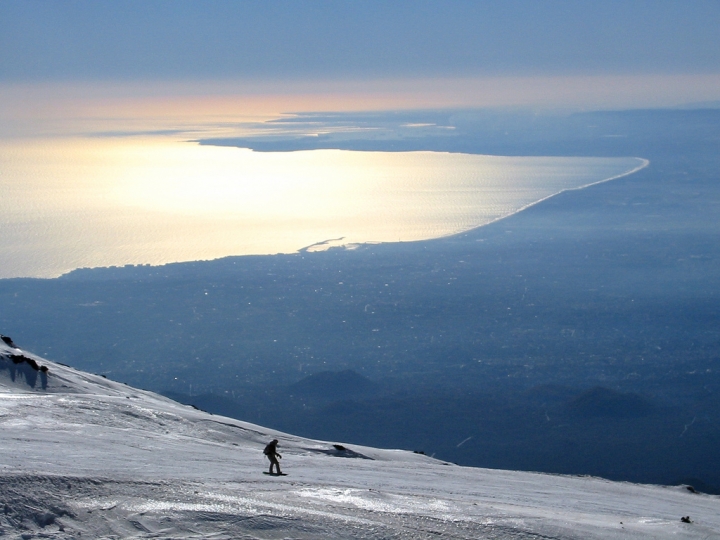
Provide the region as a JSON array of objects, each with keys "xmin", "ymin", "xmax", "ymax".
[{"xmin": 1, "ymin": 342, "xmax": 718, "ymax": 539}]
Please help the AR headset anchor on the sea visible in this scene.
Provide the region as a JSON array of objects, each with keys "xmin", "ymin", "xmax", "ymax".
[{"xmin": 0, "ymin": 137, "xmax": 645, "ymax": 279}]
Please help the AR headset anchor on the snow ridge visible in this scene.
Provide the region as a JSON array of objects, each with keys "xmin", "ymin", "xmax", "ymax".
[{"xmin": 1, "ymin": 340, "xmax": 718, "ymax": 539}]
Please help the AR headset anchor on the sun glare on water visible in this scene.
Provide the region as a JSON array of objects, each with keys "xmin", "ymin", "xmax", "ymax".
[{"xmin": 0, "ymin": 137, "xmax": 645, "ymax": 278}]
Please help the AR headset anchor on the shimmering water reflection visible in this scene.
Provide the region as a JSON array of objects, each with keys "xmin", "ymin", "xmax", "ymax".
[{"xmin": 0, "ymin": 137, "xmax": 645, "ymax": 278}]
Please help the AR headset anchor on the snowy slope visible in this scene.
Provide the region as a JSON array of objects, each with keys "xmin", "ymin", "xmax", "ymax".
[{"xmin": 1, "ymin": 341, "xmax": 718, "ymax": 539}]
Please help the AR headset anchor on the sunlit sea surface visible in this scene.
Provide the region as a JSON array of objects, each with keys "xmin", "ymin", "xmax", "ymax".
[{"xmin": 0, "ymin": 137, "xmax": 645, "ymax": 278}]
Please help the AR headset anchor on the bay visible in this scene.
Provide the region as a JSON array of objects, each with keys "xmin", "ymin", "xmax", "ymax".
[{"xmin": 0, "ymin": 137, "xmax": 645, "ymax": 278}]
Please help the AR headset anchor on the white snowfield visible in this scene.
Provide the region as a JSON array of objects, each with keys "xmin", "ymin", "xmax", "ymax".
[{"xmin": 1, "ymin": 342, "xmax": 718, "ymax": 539}]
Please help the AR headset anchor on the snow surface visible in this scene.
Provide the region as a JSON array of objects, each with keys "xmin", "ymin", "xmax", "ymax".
[{"xmin": 1, "ymin": 341, "xmax": 718, "ymax": 539}]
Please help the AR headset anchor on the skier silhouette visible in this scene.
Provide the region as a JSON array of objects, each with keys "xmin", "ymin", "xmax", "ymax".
[{"xmin": 263, "ymin": 439, "xmax": 282, "ymax": 474}]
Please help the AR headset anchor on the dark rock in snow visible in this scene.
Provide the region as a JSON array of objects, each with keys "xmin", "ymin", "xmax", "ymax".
[{"xmin": 10, "ymin": 355, "xmax": 40, "ymax": 371}]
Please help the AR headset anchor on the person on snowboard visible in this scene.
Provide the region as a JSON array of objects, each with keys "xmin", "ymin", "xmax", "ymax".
[{"xmin": 264, "ymin": 439, "xmax": 282, "ymax": 474}]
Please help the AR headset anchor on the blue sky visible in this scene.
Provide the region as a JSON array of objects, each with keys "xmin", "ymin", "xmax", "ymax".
[{"xmin": 2, "ymin": 0, "xmax": 719, "ymax": 82}]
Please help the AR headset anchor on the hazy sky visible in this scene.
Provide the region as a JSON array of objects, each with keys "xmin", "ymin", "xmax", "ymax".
[
  {"xmin": 1, "ymin": 0, "xmax": 720, "ymax": 132},
  {"xmin": 2, "ymin": 0, "xmax": 719, "ymax": 81}
]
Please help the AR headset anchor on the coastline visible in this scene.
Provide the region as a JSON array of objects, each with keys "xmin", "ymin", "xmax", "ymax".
[
  {"xmin": 0, "ymin": 149, "xmax": 648, "ymax": 279},
  {"xmin": 433, "ymin": 157, "xmax": 650, "ymax": 243}
]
